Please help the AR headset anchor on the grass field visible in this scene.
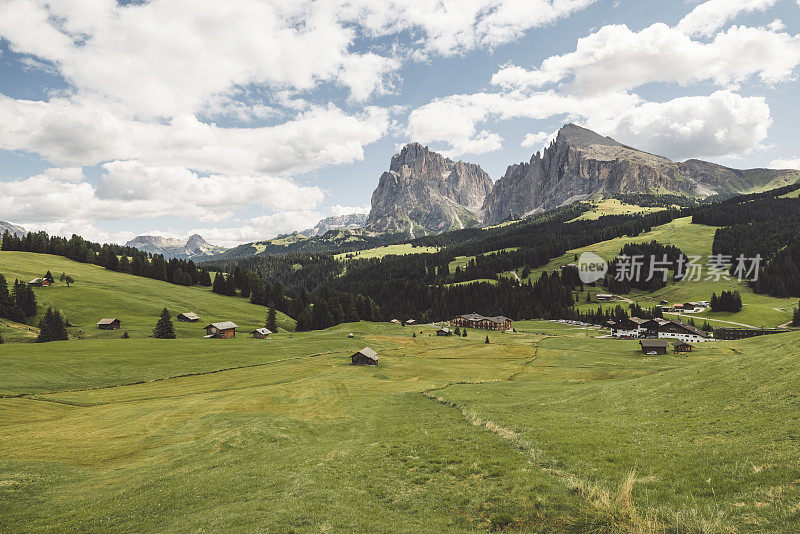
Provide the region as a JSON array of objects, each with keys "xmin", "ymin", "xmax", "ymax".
[
  {"xmin": 0, "ymin": 251, "xmax": 295, "ymax": 341},
  {"xmin": 335, "ymin": 243, "xmax": 440, "ymax": 260},
  {"xmin": 568, "ymin": 199, "xmax": 666, "ymax": 221},
  {"xmin": 3, "ymin": 315, "xmax": 799, "ymax": 532}
]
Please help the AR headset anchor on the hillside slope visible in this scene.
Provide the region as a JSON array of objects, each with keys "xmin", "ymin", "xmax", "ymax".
[{"xmin": 0, "ymin": 251, "xmax": 295, "ymax": 340}]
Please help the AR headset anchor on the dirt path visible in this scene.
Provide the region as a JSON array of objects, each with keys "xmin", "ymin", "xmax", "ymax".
[{"xmin": 663, "ymin": 312, "xmax": 756, "ymax": 328}]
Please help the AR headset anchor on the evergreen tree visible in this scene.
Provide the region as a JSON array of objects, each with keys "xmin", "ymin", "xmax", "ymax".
[
  {"xmin": 462, "ymin": 329, "xmax": 467, "ymax": 337},
  {"xmin": 212, "ymin": 272, "xmax": 224, "ymax": 294},
  {"xmin": 122, "ymin": 331, "xmax": 130, "ymax": 339},
  {"xmin": 153, "ymin": 307, "xmax": 176, "ymax": 339},
  {"xmin": 199, "ymin": 269, "xmax": 212, "ymax": 287},
  {"xmin": 59, "ymin": 272, "xmax": 66, "ymax": 284},
  {"xmin": 345, "ymin": 296, "xmax": 359, "ymax": 323},
  {"xmin": 0, "ymin": 332, "xmax": 3, "ymax": 344},
  {"xmin": 266, "ymin": 303, "xmax": 278, "ymax": 332},
  {"xmin": 792, "ymin": 301, "xmax": 800, "ymax": 327},
  {"xmin": 64, "ymin": 275, "xmax": 75, "ymax": 287},
  {"xmin": 119, "ymin": 255, "xmax": 131, "ymax": 274},
  {"xmin": 37, "ymin": 308, "xmax": 68, "ymax": 342},
  {"xmin": 454, "ymin": 326, "xmax": 461, "ymax": 336},
  {"xmin": 44, "ymin": 271, "xmax": 55, "ymax": 283}
]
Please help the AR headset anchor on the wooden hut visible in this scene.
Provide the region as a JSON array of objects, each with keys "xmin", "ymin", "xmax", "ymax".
[
  {"xmin": 639, "ymin": 339, "xmax": 669, "ymax": 355},
  {"xmin": 436, "ymin": 327, "xmax": 452, "ymax": 336},
  {"xmin": 250, "ymin": 328, "xmax": 272, "ymax": 339},
  {"xmin": 97, "ymin": 318, "xmax": 121, "ymax": 330},
  {"xmin": 177, "ymin": 312, "xmax": 200, "ymax": 322},
  {"xmin": 204, "ymin": 321, "xmax": 238, "ymax": 339},
  {"xmin": 351, "ymin": 347, "xmax": 379, "ymax": 366},
  {"xmin": 405, "ymin": 319, "xmax": 417, "ymax": 325}
]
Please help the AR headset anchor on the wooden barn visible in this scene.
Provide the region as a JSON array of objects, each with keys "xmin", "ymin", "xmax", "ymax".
[
  {"xmin": 204, "ymin": 321, "xmax": 238, "ymax": 339},
  {"xmin": 28, "ymin": 278, "xmax": 51, "ymax": 287},
  {"xmin": 97, "ymin": 318, "xmax": 121, "ymax": 330},
  {"xmin": 405, "ymin": 319, "xmax": 417, "ymax": 325},
  {"xmin": 673, "ymin": 341, "xmax": 694, "ymax": 353},
  {"xmin": 251, "ymin": 328, "xmax": 272, "ymax": 339},
  {"xmin": 639, "ymin": 339, "xmax": 669, "ymax": 355},
  {"xmin": 177, "ymin": 312, "xmax": 200, "ymax": 322},
  {"xmin": 351, "ymin": 347, "xmax": 379, "ymax": 366},
  {"xmin": 437, "ymin": 327, "xmax": 452, "ymax": 336}
]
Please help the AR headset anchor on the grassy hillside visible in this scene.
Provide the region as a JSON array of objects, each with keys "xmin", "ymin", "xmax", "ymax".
[
  {"xmin": 0, "ymin": 251, "xmax": 295, "ymax": 341},
  {"xmin": 568, "ymin": 198, "xmax": 666, "ymax": 221},
  {"xmin": 334, "ymin": 243, "xmax": 440, "ymax": 260},
  {"xmin": 504, "ymin": 217, "xmax": 794, "ymax": 328},
  {"xmin": 2, "ymin": 318, "xmax": 797, "ymax": 531}
]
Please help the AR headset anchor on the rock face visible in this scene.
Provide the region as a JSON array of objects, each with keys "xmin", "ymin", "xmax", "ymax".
[
  {"xmin": 0, "ymin": 221, "xmax": 27, "ymax": 238},
  {"xmin": 482, "ymin": 124, "xmax": 800, "ymax": 224},
  {"xmin": 366, "ymin": 142, "xmax": 493, "ymax": 235},
  {"xmin": 298, "ymin": 213, "xmax": 367, "ymax": 237},
  {"xmin": 125, "ymin": 234, "xmax": 225, "ymax": 260}
]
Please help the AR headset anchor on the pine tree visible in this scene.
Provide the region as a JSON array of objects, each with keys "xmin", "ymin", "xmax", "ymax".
[
  {"xmin": 454, "ymin": 326, "xmax": 461, "ymax": 336},
  {"xmin": 44, "ymin": 271, "xmax": 54, "ymax": 283},
  {"xmin": 199, "ymin": 269, "xmax": 212, "ymax": 287},
  {"xmin": 122, "ymin": 331, "xmax": 130, "ymax": 339},
  {"xmin": 462, "ymin": 329, "xmax": 467, "ymax": 337},
  {"xmin": 266, "ymin": 303, "xmax": 278, "ymax": 332},
  {"xmin": 0, "ymin": 332, "xmax": 3, "ymax": 344},
  {"xmin": 37, "ymin": 308, "xmax": 68, "ymax": 343},
  {"xmin": 59, "ymin": 272, "xmax": 66, "ymax": 284},
  {"xmin": 64, "ymin": 275, "xmax": 74, "ymax": 287},
  {"xmin": 792, "ymin": 301, "xmax": 800, "ymax": 327},
  {"xmin": 153, "ymin": 307, "xmax": 176, "ymax": 339}
]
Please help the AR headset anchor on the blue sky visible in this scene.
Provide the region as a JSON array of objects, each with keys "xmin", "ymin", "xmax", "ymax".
[{"xmin": 0, "ymin": 0, "xmax": 799, "ymax": 247}]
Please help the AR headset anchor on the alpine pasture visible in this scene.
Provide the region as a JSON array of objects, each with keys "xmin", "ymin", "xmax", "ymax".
[{"xmin": 1, "ymin": 247, "xmax": 799, "ymax": 532}]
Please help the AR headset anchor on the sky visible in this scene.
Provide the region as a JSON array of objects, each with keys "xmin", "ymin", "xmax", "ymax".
[{"xmin": 0, "ymin": 0, "xmax": 799, "ymax": 248}]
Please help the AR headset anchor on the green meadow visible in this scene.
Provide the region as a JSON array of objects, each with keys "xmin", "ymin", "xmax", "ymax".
[
  {"xmin": 0, "ymin": 251, "xmax": 295, "ymax": 341},
  {"xmin": 2, "ymin": 243, "xmax": 799, "ymax": 532}
]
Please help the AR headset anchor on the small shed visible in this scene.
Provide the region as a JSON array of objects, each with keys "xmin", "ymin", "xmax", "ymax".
[
  {"xmin": 351, "ymin": 347, "xmax": 379, "ymax": 366},
  {"xmin": 405, "ymin": 319, "xmax": 417, "ymax": 325},
  {"xmin": 437, "ymin": 327, "xmax": 452, "ymax": 336},
  {"xmin": 177, "ymin": 312, "xmax": 200, "ymax": 322},
  {"xmin": 97, "ymin": 318, "xmax": 121, "ymax": 330},
  {"xmin": 348, "ymin": 333, "xmax": 354, "ymax": 338},
  {"xmin": 28, "ymin": 278, "xmax": 51, "ymax": 287},
  {"xmin": 204, "ymin": 321, "xmax": 238, "ymax": 339},
  {"xmin": 596, "ymin": 294, "xmax": 614, "ymax": 301},
  {"xmin": 673, "ymin": 341, "xmax": 694, "ymax": 353},
  {"xmin": 251, "ymin": 328, "xmax": 272, "ymax": 339},
  {"xmin": 639, "ymin": 339, "xmax": 669, "ymax": 355},
  {"xmin": 390, "ymin": 319, "xmax": 401, "ymax": 324}
]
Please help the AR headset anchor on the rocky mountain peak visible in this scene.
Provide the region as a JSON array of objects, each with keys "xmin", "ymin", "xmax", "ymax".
[
  {"xmin": 366, "ymin": 142, "xmax": 493, "ymax": 235},
  {"xmin": 125, "ymin": 233, "xmax": 225, "ymax": 260}
]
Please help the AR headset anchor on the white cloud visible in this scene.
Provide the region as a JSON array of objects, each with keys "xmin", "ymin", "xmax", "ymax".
[
  {"xmin": 0, "ymin": 95, "xmax": 390, "ymax": 176},
  {"xmin": 491, "ymin": 23, "xmax": 800, "ymax": 94},
  {"xmin": 521, "ymin": 131, "xmax": 553, "ymax": 148},
  {"xmin": 676, "ymin": 0, "xmax": 777, "ymax": 37},
  {"xmin": 0, "ymin": 162, "xmax": 325, "ymax": 233},
  {"xmin": 768, "ymin": 157, "xmax": 800, "ymax": 169},
  {"xmin": 585, "ymin": 91, "xmax": 772, "ymax": 160},
  {"xmin": 407, "ymin": 89, "xmax": 769, "ymax": 161}
]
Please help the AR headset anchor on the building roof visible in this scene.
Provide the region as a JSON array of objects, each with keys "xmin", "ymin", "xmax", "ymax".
[
  {"xmin": 97, "ymin": 318, "xmax": 119, "ymax": 325},
  {"xmin": 672, "ymin": 340, "xmax": 694, "ymax": 347},
  {"xmin": 438, "ymin": 327, "xmax": 451, "ymax": 333},
  {"xmin": 405, "ymin": 319, "xmax": 417, "ymax": 323},
  {"xmin": 640, "ymin": 339, "xmax": 670, "ymax": 348},
  {"xmin": 659, "ymin": 320, "xmax": 706, "ymax": 337},
  {"xmin": 205, "ymin": 321, "xmax": 238, "ymax": 330},
  {"xmin": 457, "ymin": 313, "xmax": 511, "ymax": 324},
  {"xmin": 179, "ymin": 312, "xmax": 200, "ymax": 320},
  {"xmin": 252, "ymin": 328, "xmax": 273, "ymax": 335},
  {"xmin": 355, "ymin": 347, "xmax": 378, "ymax": 360},
  {"xmin": 627, "ymin": 316, "xmax": 648, "ymax": 324}
]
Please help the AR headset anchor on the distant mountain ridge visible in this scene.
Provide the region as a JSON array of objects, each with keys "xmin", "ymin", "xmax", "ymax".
[
  {"xmin": 0, "ymin": 221, "xmax": 27, "ymax": 238},
  {"xmin": 297, "ymin": 213, "xmax": 367, "ymax": 237},
  {"xmin": 125, "ymin": 234, "xmax": 226, "ymax": 260},
  {"xmin": 199, "ymin": 124, "xmax": 800, "ymax": 260},
  {"xmin": 482, "ymin": 124, "xmax": 800, "ymax": 224}
]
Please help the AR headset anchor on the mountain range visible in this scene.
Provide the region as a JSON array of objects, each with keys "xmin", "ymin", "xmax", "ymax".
[
  {"xmin": 124, "ymin": 234, "xmax": 226, "ymax": 260},
  {"xmin": 0, "ymin": 221, "xmax": 27, "ymax": 238}
]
